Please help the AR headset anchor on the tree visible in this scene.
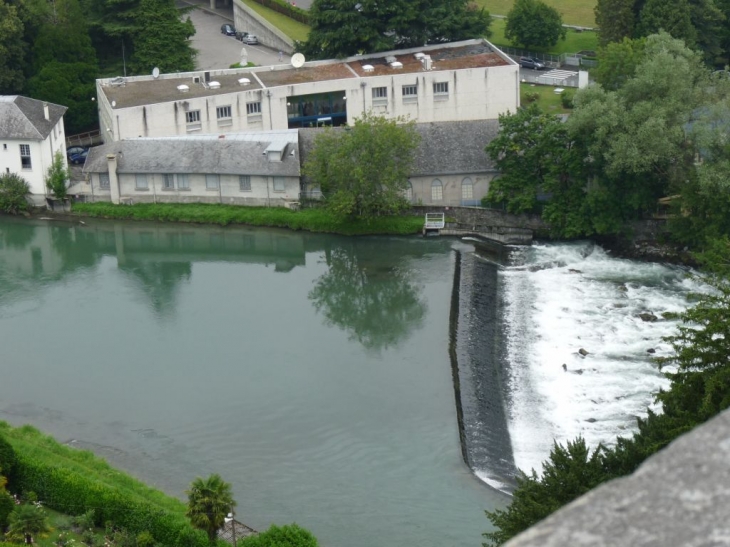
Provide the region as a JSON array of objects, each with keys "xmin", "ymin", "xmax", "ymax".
[
  {"xmin": 595, "ymin": 0, "xmax": 636, "ymax": 46},
  {"xmin": 6, "ymin": 504, "xmax": 52, "ymax": 545},
  {"xmin": 0, "ymin": 173, "xmax": 31, "ymax": 214},
  {"xmin": 240, "ymin": 524, "xmax": 319, "ymax": 547},
  {"xmin": 45, "ymin": 151, "xmax": 71, "ymax": 200},
  {"xmin": 130, "ymin": 0, "xmax": 195, "ymax": 74},
  {"xmin": 638, "ymin": 0, "xmax": 696, "ymax": 46},
  {"xmin": 303, "ymin": 113, "xmax": 420, "ymax": 219},
  {"xmin": 186, "ymin": 474, "xmax": 236, "ymax": 544},
  {"xmin": 504, "ymin": 0, "xmax": 566, "ymax": 51},
  {"xmin": 0, "ymin": 1, "xmax": 27, "ymax": 93},
  {"xmin": 594, "ymin": 37, "xmax": 646, "ymax": 90}
]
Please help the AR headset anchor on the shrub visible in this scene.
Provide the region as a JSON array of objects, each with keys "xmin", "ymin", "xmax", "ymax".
[
  {"xmin": 0, "ymin": 173, "xmax": 31, "ymax": 214},
  {"xmin": 240, "ymin": 524, "xmax": 319, "ymax": 547},
  {"xmin": 45, "ymin": 151, "xmax": 70, "ymax": 200},
  {"xmin": 0, "ymin": 435, "xmax": 17, "ymax": 483},
  {"xmin": 560, "ymin": 90, "xmax": 574, "ymax": 109},
  {"xmin": 136, "ymin": 530, "xmax": 155, "ymax": 547},
  {"xmin": 72, "ymin": 508, "xmax": 96, "ymax": 532},
  {"xmin": 0, "ymin": 491, "xmax": 15, "ymax": 531},
  {"xmin": 524, "ymin": 91, "xmax": 540, "ymax": 103}
]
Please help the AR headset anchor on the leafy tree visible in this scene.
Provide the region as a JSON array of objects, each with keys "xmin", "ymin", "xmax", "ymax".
[
  {"xmin": 240, "ymin": 524, "xmax": 319, "ymax": 547},
  {"xmin": 595, "ymin": 0, "xmax": 636, "ymax": 46},
  {"xmin": 688, "ymin": 0, "xmax": 727, "ymax": 63},
  {"xmin": 6, "ymin": 504, "xmax": 52, "ymax": 545},
  {"xmin": 0, "ymin": 488, "xmax": 14, "ymax": 532},
  {"xmin": 504, "ymin": 0, "xmax": 566, "ymax": 51},
  {"xmin": 303, "ymin": 113, "xmax": 420, "ymax": 219},
  {"xmin": 130, "ymin": 0, "xmax": 195, "ymax": 74},
  {"xmin": 0, "ymin": 173, "xmax": 31, "ymax": 214},
  {"xmin": 186, "ymin": 474, "xmax": 236, "ymax": 544},
  {"xmin": 45, "ymin": 151, "xmax": 71, "ymax": 200},
  {"xmin": 0, "ymin": 1, "xmax": 27, "ymax": 93},
  {"xmin": 0, "ymin": 435, "xmax": 17, "ymax": 480},
  {"xmin": 638, "ymin": 0, "xmax": 696, "ymax": 46},
  {"xmin": 594, "ymin": 37, "xmax": 646, "ymax": 91}
]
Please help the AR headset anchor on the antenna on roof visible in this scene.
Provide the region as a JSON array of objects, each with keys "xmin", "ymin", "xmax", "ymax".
[
  {"xmin": 291, "ymin": 53, "xmax": 305, "ymax": 69},
  {"xmin": 152, "ymin": 67, "xmax": 160, "ymax": 79}
]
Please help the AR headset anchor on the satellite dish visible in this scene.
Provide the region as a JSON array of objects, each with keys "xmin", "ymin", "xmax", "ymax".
[
  {"xmin": 111, "ymin": 100, "xmax": 116, "ymax": 108},
  {"xmin": 152, "ymin": 67, "xmax": 160, "ymax": 79},
  {"xmin": 291, "ymin": 53, "xmax": 305, "ymax": 68}
]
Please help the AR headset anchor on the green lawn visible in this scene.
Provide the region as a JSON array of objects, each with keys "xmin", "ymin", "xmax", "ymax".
[
  {"xmin": 489, "ymin": 17, "xmax": 598, "ymax": 54},
  {"xmin": 475, "ymin": 0, "xmax": 597, "ymax": 27},
  {"xmin": 240, "ymin": 0, "xmax": 310, "ymax": 42},
  {"xmin": 521, "ymin": 82, "xmax": 573, "ymax": 114}
]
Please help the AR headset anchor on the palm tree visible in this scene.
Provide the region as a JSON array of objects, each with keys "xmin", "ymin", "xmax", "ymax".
[
  {"xmin": 7, "ymin": 504, "xmax": 52, "ymax": 544},
  {"xmin": 186, "ymin": 474, "xmax": 236, "ymax": 544}
]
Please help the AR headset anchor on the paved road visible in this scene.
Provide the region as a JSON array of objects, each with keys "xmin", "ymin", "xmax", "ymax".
[{"xmin": 184, "ymin": 3, "xmax": 285, "ymax": 69}]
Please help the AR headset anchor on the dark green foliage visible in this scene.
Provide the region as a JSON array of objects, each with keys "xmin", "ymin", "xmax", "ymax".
[
  {"xmin": 72, "ymin": 202, "xmax": 425, "ymax": 235},
  {"xmin": 594, "ymin": 0, "xmax": 635, "ymax": 46},
  {"xmin": 638, "ymin": 0, "xmax": 696, "ymax": 46},
  {"xmin": 0, "ymin": 173, "xmax": 31, "ymax": 214},
  {"xmin": 0, "ymin": 491, "xmax": 15, "ymax": 531},
  {"xmin": 0, "ymin": 435, "xmax": 17, "ymax": 482},
  {"xmin": 504, "ymin": 0, "xmax": 566, "ymax": 50},
  {"xmin": 240, "ymin": 524, "xmax": 319, "ymax": 547},
  {"xmin": 483, "ymin": 438, "xmax": 607, "ymax": 546},
  {"xmin": 186, "ymin": 474, "xmax": 235, "ymax": 544},
  {"xmin": 594, "ymin": 37, "xmax": 646, "ymax": 91},
  {"xmin": 129, "ymin": 0, "xmax": 195, "ymax": 74},
  {"xmin": 0, "ymin": 0, "xmax": 27, "ymax": 93},
  {"xmin": 560, "ymin": 90, "xmax": 574, "ymax": 109}
]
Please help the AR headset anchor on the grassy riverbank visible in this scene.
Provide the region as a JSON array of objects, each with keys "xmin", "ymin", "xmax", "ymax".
[{"xmin": 72, "ymin": 203, "xmax": 425, "ymax": 235}]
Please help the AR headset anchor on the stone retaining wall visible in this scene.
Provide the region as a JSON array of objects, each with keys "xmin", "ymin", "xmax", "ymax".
[
  {"xmin": 411, "ymin": 205, "xmax": 548, "ymax": 233},
  {"xmin": 233, "ymin": 0, "xmax": 295, "ymax": 54}
]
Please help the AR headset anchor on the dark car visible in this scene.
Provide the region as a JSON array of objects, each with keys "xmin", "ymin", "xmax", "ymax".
[
  {"xmin": 235, "ymin": 30, "xmax": 249, "ymax": 41},
  {"xmin": 68, "ymin": 148, "xmax": 89, "ymax": 165},
  {"xmin": 220, "ymin": 24, "xmax": 236, "ymax": 36},
  {"xmin": 66, "ymin": 146, "xmax": 87, "ymax": 161},
  {"xmin": 520, "ymin": 56, "xmax": 546, "ymax": 70}
]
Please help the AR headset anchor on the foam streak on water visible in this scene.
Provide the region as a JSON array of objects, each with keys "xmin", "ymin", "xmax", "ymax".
[{"xmin": 502, "ymin": 241, "xmax": 702, "ymax": 476}]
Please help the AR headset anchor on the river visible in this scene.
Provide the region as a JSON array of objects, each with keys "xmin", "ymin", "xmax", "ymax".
[{"xmin": 0, "ymin": 217, "xmax": 700, "ymax": 546}]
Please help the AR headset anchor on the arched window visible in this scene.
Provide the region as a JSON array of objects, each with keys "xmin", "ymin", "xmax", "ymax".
[
  {"xmin": 461, "ymin": 177, "xmax": 473, "ymax": 200},
  {"xmin": 431, "ymin": 179, "xmax": 443, "ymax": 201},
  {"xmin": 406, "ymin": 181, "xmax": 413, "ymax": 201}
]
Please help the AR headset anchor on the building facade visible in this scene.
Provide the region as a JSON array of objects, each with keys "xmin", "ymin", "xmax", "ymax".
[
  {"xmin": 95, "ymin": 39, "xmax": 519, "ymax": 142},
  {"xmin": 0, "ymin": 96, "xmax": 68, "ymax": 205}
]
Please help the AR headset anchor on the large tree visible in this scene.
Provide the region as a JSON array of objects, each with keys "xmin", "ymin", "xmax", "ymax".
[
  {"xmin": 504, "ymin": 0, "xmax": 566, "ymax": 51},
  {"xmin": 638, "ymin": 0, "xmax": 696, "ymax": 46},
  {"xmin": 303, "ymin": 113, "xmax": 420, "ymax": 219},
  {"xmin": 595, "ymin": 0, "xmax": 636, "ymax": 46},
  {"xmin": 594, "ymin": 37, "xmax": 646, "ymax": 91},
  {"xmin": 6, "ymin": 505, "xmax": 52, "ymax": 545},
  {"xmin": 186, "ymin": 474, "xmax": 236, "ymax": 544},
  {"xmin": 0, "ymin": 1, "xmax": 27, "ymax": 93}
]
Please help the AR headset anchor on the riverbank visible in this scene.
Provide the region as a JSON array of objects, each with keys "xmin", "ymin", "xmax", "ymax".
[{"xmin": 70, "ymin": 203, "xmax": 424, "ymax": 236}]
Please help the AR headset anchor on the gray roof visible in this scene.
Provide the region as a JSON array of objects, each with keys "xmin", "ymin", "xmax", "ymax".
[
  {"xmin": 298, "ymin": 120, "xmax": 500, "ymax": 178},
  {"xmin": 0, "ymin": 96, "xmax": 67, "ymax": 140},
  {"xmin": 84, "ymin": 133, "xmax": 300, "ymax": 177}
]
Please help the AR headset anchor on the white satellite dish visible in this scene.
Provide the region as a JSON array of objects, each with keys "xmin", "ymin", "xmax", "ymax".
[
  {"xmin": 152, "ymin": 67, "xmax": 160, "ymax": 79},
  {"xmin": 111, "ymin": 100, "xmax": 116, "ymax": 108},
  {"xmin": 291, "ymin": 53, "xmax": 305, "ymax": 68}
]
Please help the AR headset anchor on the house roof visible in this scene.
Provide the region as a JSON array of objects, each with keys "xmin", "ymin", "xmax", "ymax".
[
  {"xmin": 0, "ymin": 96, "xmax": 67, "ymax": 140},
  {"xmin": 84, "ymin": 131, "xmax": 300, "ymax": 176}
]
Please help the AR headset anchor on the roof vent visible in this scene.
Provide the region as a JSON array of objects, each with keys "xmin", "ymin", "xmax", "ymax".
[
  {"xmin": 420, "ymin": 55, "xmax": 432, "ymax": 70},
  {"xmin": 177, "ymin": 84, "xmax": 190, "ymax": 93},
  {"xmin": 238, "ymin": 78, "xmax": 251, "ymax": 86},
  {"xmin": 192, "ymin": 76, "xmax": 201, "ymax": 83},
  {"xmin": 209, "ymin": 81, "xmax": 221, "ymax": 89},
  {"xmin": 390, "ymin": 61, "xmax": 403, "ymax": 69},
  {"xmin": 414, "ymin": 52, "xmax": 425, "ymax": 60},
  {"xmin": 385, "ymin": 55, "xmax": 397, "ymax": 64},
  {"xmin": 362, "ymin": 64, "xmax": 374, "ymax": 72}
]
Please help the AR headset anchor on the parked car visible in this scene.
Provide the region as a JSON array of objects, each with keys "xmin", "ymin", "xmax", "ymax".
[
  {"xmin": 235, "ymin": 30, "xmax": 249, "ymax": 41},
  {"xmin": 245, "ymin": 34, "xmax": 259, "ymax": 45},
  {"xmin": 520, "ymin": 57, "xmax": 546, "ymax": 70},
  {"xmin": 220, "ymin": 24, "xmax": 236, "ymax": 36},
  {"xmin": 68, "ymin": 148, "xmax": 89, "ymax": 165},
  {"xmin": 66, "ymin": 146, "xmax": 87, "ymax": 161}
]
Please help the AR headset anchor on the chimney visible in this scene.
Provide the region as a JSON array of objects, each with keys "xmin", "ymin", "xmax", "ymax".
[
  {"xmin": 43, "ymin": 102, "xmax": 50, "ymax": 121},
  {"xmin": 106, "ymin": 154, "xmax": 121, "ymax": 205}
]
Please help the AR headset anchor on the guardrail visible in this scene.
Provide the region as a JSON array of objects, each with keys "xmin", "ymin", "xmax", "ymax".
[{"xmin": 66, "ymin": 130, "xmax": 103, "ymax": 147}]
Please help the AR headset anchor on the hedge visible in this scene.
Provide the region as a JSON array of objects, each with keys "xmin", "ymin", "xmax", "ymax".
[{"xmin": 249, "ymin": 0, "xmax": 309, "ymax": 25}]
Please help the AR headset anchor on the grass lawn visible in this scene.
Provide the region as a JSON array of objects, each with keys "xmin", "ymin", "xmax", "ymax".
[
  {"xmin": 521, "ymin": 82, "xmax": 573, "ymax": 114},
  {"xmin": 489, "ymin": 17, "xmax": 598, "ymax": 54},
  {"xmin": 239, "ymin": 0, "xmax": 310, "ymax": 42},
  {"xmin": 475, "ymin": 0, "xmax": 596, "ymax": 27}
]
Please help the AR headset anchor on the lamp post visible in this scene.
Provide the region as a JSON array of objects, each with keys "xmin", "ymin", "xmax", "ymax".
[{"xmin": 226, "ymin": 511, "xmax": 237, "ymax": 547}]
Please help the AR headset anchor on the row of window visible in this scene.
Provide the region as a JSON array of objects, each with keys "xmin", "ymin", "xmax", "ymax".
[
  {"xmin": 404, "ymin": 178, "xmax": 473, "ymax": 201},
  {"xmin": 3, "ymin": 143, "xmax": 34, "ymax": 170},
  {"xmin": 99, "ymin": 173, "xmax": 286, "ymax": 192},
  {"xmin": 185, "ymin": 102, "xmax": 262, "ymax": 125},
  {"xmin": 372, "ymin": 82, "xmax": 449, "ymax": 102}
]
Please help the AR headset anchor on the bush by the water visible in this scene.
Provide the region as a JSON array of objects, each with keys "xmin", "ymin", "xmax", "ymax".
[
  {"xmin": 240, "ymin": 523, "xmax": 319, "ymax": 547},
  {"xmin": 0, "ymin": 173, "xmax": 31, "ymax": 214}
]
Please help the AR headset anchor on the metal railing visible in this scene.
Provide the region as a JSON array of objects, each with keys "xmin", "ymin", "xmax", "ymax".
[{"xmin": 66, "ymin": 130, "xmax": 103, "ymax": 148}]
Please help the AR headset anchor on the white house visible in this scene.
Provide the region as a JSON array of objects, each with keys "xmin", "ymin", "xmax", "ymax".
[
  {"xmin": 95, "ymin": 39, "xmax": 519, "ymax": 141},
  {"xmin": 0, "ymin": 96, "xmax": 68, "ymax": 205}
]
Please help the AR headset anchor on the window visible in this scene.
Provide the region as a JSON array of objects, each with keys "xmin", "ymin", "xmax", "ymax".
[
  {"xmin": 405, "ymin": 181, "xmax": 413, "ymax": 201},
  {"xmin": 273, "ymin": 177, "xmax": 286, "ymax": 192},
  {"xmin": 461, "ymin": 177, "xmax": 473, "ymax": 200},
  {"xmin": 20, "ymin": 144, "xmax": 31, "ymax": 169},
  {"xmin": 185, "ymin": 110, "xmax": 201, "ymax": 124},
  {"xmin": 372, "ymin": 87, "xmax": 387, "ymax": 101},
  {"xmin": 178, "ymin": 174, "xmax": 190, "ymax": 189},
  {"xmin": 135, "ymin": 173, "xmax": 148, "ymax": 190},
  {"xmin": 216, "ymin": 105, "xmax": 232, "ymax": 119},
  {"xmin": 402, "ymin": 85, "xmax": 417, "ymax": 98},
  {"xmin": 163, "ymin": 174, "xmax": 175, "ymax": 190},
  {"xmin": 433, "ymin": 82, "xmax": 449, "ymax": 95},
  {"xmin": 206, "ymin": 174, "xmax": 219, "ymax": 190},
  {"xmin": 239, "ymin": 175, "xmax": 251, "ymax": 192},
  {"xmin": 246, "ymin": 102, "xmax": 262, "ymax": 115},
  {"xmin": 99, "ymin": 173, "xmax": 110, "ymax": 189},
  {"xmin": 431, "ymin": 179, "xmax": 443, "ymax": 201}
]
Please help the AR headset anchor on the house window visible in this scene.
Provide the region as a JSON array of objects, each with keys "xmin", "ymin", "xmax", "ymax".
[
  {"xmin": 433, "ymin": 82, "xmax": 449, "ymax": 95},
  {"xmin": 216, "ymin": 105, "xmax": 232, "ymax": 119},
  {"xmin": 20, "ymin": 144, "xmax": 31, "ymax": 169},
  {"xmin": 99, "ymin": 173, "xmax": 110, "ymax": 189},
  {"xmin": 405, "ymin": 181, "xmax": 413, "ymax": 201},
  {"xmin": 185, "ymin": 110, "xmax": 201, "ymax": 124},
  {"xmin": 273, "ymin": 177, "xmax": 286, "ymax": 192},
  {"xmin": 178, "ymin": 174, "xmax": 190, "ymax": 189},
  {"xmin": 402, "ymin": 85, "xmax": 417, "ymax": 99},
  {"xmin": 431, "ymin": 179, "xmax": 443, "ymax": 201},
  {"xmin": 240, "ymin": 175, "xmax": 251, "ymax": 192},
  {"xmin": 163, "ymin": 174, "xmax": 175, "ymax": 189},
  {"xmin": 206, "ymin": 174, "xmax": 219, "ymax": 189},
  {"xmin": 246, "ymin": 102, "xmax": 262, "ymax": 115},
  {"xmin": 461, "ymin": 177, "xmax": 473, "ymax": 200},
  {"xmin": 372, "ymin": 87, "xmax": 387, "ymax": 102},
  {"xmin": 135, "ymin": 174, "xmax": 148, "ymax": 190}
]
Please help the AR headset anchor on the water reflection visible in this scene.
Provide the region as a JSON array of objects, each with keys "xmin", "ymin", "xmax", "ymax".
[{"xmin": 309, "ymin": 239, "xmax": 432, "ymax": 351}]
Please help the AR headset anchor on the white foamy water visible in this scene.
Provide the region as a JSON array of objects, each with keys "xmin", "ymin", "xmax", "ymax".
[{"xmin": 502, "ymin": 241, "xmax": 704, "ymax": 476}]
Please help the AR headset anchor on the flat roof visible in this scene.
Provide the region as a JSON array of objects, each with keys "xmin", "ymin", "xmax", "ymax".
[{"xmin": 99, "ymin": 39, "xmax": 513, "ymax": 109}]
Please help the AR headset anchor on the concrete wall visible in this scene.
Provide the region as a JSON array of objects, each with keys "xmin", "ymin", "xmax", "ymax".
[
  {"xmin": 233, "ymin": 0, "xmax": 294, "ymax": 54},
  {"xmin": 409, "ymin": 173, "xmax": 495, "ymax": 207},
  {"xmin": 413, "ymin": 205, "xmax": 548, "ymax": 232}
]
